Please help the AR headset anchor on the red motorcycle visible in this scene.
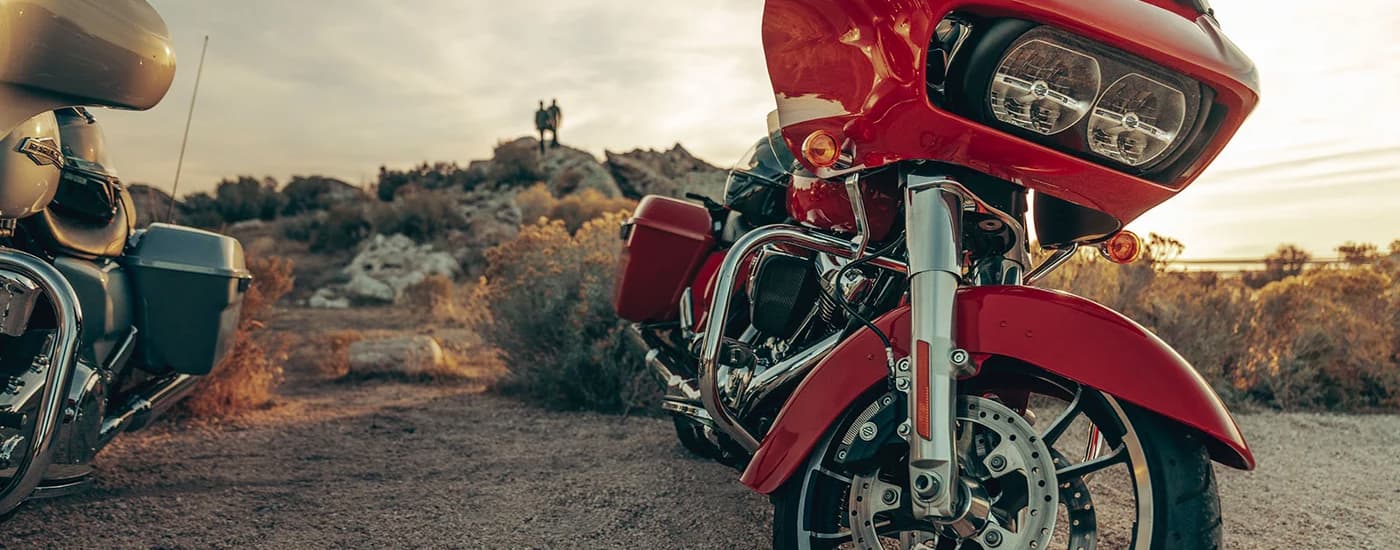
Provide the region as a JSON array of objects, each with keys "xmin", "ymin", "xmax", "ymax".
[{"xmin": 615, "ymin": 0, "xmax": 1257, "ymax": 547}]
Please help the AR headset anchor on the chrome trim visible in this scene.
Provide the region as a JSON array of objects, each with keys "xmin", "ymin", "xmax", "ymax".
[
  {"xmin": 737, "ymin": 331, "xmax": 842, "ymax": 417},
  {"xmin": 699, "ymin": 225, "xmax": 907, "ymax": 452},
  {"xmin": 627, "ymin": 324, "xmax": 701, "ymax": 402},
  {"xmin": 678, "ymin": 288, "xmax": 695, "ymax": 338},
  {"xmin": 104, "ymin": 326, "xmax": 138, "ymax": 372},
  {"xmin": 1025, "ymin": 244, "xmax": 1080, "ymax": 286},
  {"xmin": 27, "ymin": 476, "xmax": 93, "ymax": 500},
  {"xmin": 844, "ymin": 172, "xmax": 871, "ymax": 259},
  {"xmin": 0, "ymin": 248, "xmax": 82, "ymax": 517},
  {"xmin": 661, "ymin": 400, "xmax": 715, "ymax": 427}
]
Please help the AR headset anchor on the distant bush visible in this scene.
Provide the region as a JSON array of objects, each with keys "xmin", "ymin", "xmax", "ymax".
[
  {"xmin": 470, "ymin": 213, "xmax": 651, "ymax": 412},
  {"xmin": 370, "ymin": 193, "xmax": 467, "ymax": 242},
  {"xmin": 1244, "ymin": 267, "xmax": 1400, "ymax": 409},
  {"xmin": 488, "ymin": 139, "xmax": 543, "ymax": 185},
  {"xmin": 1046, "ymin": 238, "xmax": 1400, "ymax": 412},
  {"xmin": 403, "ymin": 274, "xmax": 458, "ymax": 321},
  {"xmin": 282, "ymin": 175, "xmax": 363, "ymax": 215},
  {"xmin": 181, "ymin": 256, "xmax": 293, "ymax": 417},
  {"xmin": 376, "ymin": 162, "xmax": 484, "ymax": 202},
  {"xmin": 513, "ymin": 184, "xmax": 635, "ymax": 233},
  {"xmin": 281, "ymin": 205, "xmax": 373, "ymax": 254}
]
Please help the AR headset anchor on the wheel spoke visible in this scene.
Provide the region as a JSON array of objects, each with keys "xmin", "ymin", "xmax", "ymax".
[
  {"xmin": 810, "ymin": 529, "xmax": 853, "ymax": 542},
  {"xmin": 1041, "ymin": 387, "xmax": 1083, "ymax": 446},
  {"xmin": 1056, "ymin": 444, "xmax": 1127, "ymax": 481},
  {"xmin": 815, "ymin": 466, "xmax": 852, "ymax": 484}
]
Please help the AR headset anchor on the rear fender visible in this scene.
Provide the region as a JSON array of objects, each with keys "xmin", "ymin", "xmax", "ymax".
[{"xmin": 739, "ymin": 285, "xmax": 1253, "ymax": 494}]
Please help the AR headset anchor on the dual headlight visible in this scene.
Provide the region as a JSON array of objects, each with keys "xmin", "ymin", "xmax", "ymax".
[{"xmin": 984, "ymin": 26, "xmax": 1198, "ymax": 169}]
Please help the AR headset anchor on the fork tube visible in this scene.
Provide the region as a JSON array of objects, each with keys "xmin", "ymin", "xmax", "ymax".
[{"xmin": 904, "ymin": 174, "xmax": 965, "ymax": 518}]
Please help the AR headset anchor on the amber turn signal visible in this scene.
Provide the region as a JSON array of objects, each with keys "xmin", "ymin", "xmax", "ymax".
[
  {"xmin": 801, "ymin": 130, "xmax": 840, "ymax": 168},
  {"xmin": 1100, "ymin": 230, "xmax": 1143, "ymax": 264}
]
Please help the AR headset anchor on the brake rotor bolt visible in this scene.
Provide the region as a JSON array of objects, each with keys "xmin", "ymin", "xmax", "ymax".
[
  {"xmin": 881, "ymin": 489, "xmax": 899, "ymax": 505},
  {"xmin": 989, "ymin": 455, "xmax": 1007, "ymax": 471},
  {"xmin": 985, "ymin": 530, "xmax": 1003, "ymax": 547}
]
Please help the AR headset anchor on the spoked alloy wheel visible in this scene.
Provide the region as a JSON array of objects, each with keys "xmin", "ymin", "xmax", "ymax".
[{"xmin": 772, "ymin": 369, "xmax": 1224, "ymax": 549}]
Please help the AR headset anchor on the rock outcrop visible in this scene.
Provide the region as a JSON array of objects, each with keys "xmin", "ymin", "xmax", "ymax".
[
  {"xmin": 605, "ymin": 144, "xmax": 727, "ymax": 200},
  {"xmin": 310, "ymin": 233, "xmax": 460, "ymax": 307}
]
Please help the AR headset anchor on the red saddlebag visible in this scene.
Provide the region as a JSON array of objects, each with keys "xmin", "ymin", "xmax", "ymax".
[{"xmin": 613, "ymin": 196, "xmax": 716, "ymax": 322}]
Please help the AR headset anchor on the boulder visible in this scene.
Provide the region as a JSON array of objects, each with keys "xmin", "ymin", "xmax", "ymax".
[
  {"xmin": 540, "ymin": 146, "xmax": 621, "ymax": 197},
  {"xmin": 308, "ymin": 287, "xmax": 350, "ymax": 309},
  {"xmin": 315, "ymin": 233, "xmax": 460, "ymax": 304},
  {"xmin": 605, "ymin": 144, "xmax": 726, "ymax": 200},
  {"xmin": 347, "ymin": 336, "xmax": 447, "ymax": 376}
]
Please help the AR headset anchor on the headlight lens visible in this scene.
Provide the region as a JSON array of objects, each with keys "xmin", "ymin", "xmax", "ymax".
[
  {"xmin": 1087, "ymin": 73, "xmax": 1188, "ymax": 166},
  {"xmin": 988, "ymin": 36, "xmax": 1101, "ymax": 135}
]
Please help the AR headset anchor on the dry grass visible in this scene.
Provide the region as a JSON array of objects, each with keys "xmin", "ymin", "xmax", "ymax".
[{"xmin": 180, "ymin": 256, "xmax": 295, "ymax": 417}]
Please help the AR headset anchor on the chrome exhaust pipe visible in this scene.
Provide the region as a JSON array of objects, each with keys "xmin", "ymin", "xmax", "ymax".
[
  {"xmin": 699, "ymin": 225, "xmax": 907, "ymax": 452},
  {"xmin": 737, "ymin": 331, "xmax": 842, "ymax": 417},
  {"xmin": 98, "ymin": 373, "xmax": 199, "ymax": 445},
  {"xmin": 627, "ymin": 325, "xmax": 700, "ymax": 403},
  {"xmin": 0, "ymin": 248, "xmax": 83, "ymax": 517}
]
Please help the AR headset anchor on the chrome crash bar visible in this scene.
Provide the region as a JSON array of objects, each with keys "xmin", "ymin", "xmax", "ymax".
[
  {"xmin": 0, "ymin": 248, "xmax": 82, "ymax": 517},
  {"xmin": 698, "ymin": 225, "xmax": 907, "ymax": 452}
]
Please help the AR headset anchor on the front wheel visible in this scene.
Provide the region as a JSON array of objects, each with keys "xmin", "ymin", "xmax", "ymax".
[{"xmin": 772, "ymin": 370, "xmax": 1222, "ymax": 549}]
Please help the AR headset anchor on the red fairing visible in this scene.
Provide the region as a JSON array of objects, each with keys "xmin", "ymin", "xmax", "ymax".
[
  {"xmin": 786, "ymin": 167, "xmax": 901, "ymax": 241},
  {"xmin": 762, "ymin": 0, "xmax": 1259, "ymax": 225},
  {"xmin": 740, "ymin": 285, "xmax": 1254, "ymax": 494},
  {"xmin": 613, "ymin": 196, "xmax": 716, "ymax": 322}
]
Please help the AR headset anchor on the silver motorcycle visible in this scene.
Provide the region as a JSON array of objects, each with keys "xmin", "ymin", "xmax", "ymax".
[{"xmin": 0, "ymin": 0, "xmax": 249, "ymax": 518}]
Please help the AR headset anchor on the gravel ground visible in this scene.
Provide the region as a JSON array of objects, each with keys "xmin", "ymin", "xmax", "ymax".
[{"xmin": 2, "ymin": 377, "xmax": 1397, "ymax": 549}]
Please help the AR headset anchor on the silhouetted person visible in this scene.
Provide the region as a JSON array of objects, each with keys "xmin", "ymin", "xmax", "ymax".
[
  {"xmin": 547, "ymin": 99, "xmax": 562, "ymax": 148},
  {"xmin": 534, "ymin": 100, "xmax": 551, "ymax": 154}
]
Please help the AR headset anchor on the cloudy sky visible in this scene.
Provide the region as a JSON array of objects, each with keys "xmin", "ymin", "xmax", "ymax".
[{"xmin": 98, "ymin": 0, "xmax": 1398, "ymax": 259}]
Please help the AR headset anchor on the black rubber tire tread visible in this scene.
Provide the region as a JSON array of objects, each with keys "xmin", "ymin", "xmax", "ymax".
[{"xmin": 771, "ymin": 399, "xmax": 1225, "ymax": 550}]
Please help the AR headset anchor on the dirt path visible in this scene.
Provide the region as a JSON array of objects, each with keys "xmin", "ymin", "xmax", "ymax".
[
  {"xmin": 3, "ymin": 376, "xmax": 1398, "ymax": 549},
  {"xmin": 2, "ymin": 306, "xmax": 1398, "ymax": 548}
]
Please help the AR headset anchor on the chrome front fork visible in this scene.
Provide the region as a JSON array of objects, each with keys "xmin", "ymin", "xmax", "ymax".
[{"xmin": 904, "ymin": 175, "xmax": 969, "ymax": 518}]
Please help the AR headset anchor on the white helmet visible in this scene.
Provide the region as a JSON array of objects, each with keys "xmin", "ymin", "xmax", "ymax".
[{"xmin": 0, "ymin": 112, "xmax": 63, "ymax": 220}]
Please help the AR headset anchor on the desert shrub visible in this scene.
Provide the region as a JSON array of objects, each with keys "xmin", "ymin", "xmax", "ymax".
[
  {"xmin": 376, "ymin": 162, "xmax": 483, "ymax": 202},
  {"xmin": 282, "ymin": 175, "xmax": 362, "ymax": 215},
  {"xmin": 1242, "ymin": 244, "xmax": 1312, "ymax": 288},
  {"xmin": 313, "ymin": 330, "xmax": 366, "ymax": 378},
  {"xmin": 1243, "ymin": 267, "xmax": 1400, "ymax": 410},
  {"xmin": 470, "ymin": 213, "xmax": 650, "ymax": 412},
  {"xmin": 177, "ymin": 191, "xmax": 225, "ymax": 228},
  {"xmin": 180, "ymin": 256, "xmax": 294, "ymax": 417},
  {"xmin": 515, "ymin": 184, "xmax": 555, "ymax": 224},
  {"xmin": 548, "ymin": 189, "xmax": 636, "ymax": 233},
  {"xmin": 288, "ymin": 205, "xmax": 373, "ymax": 253},
  {"xmin": 370, "ymin": 192, "xmax": 467, "ymax": 242},
  {"xmin": 403, "ymin": 275, "xmax": 457, "ymax": 320},
  {"xmin": 512, "ymin": 184, "xmax": 635, "ymax": 234},
  {"xmin": 488, "ymin": 139, "xmax": 543, "ymax": 185},
  {"xmin": 213, "ymin": 176, "xmax": 285, "ymax": 222}
]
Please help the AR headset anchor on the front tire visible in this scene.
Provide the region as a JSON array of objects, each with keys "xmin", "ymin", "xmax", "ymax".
[{"xmin": 772, "ymin": 374, "xmax": 1223, "ymax": 549}]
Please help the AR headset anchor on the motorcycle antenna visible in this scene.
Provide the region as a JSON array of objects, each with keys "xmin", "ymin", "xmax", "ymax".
[{"xmin": 168, "ymin": 35, "xmax": 210, "ymax": 223}]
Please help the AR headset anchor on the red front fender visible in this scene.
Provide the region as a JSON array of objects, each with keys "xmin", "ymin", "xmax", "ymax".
[{"xmin": 739, "ymin": 285, "xmax": 1253, "ymax": 494}]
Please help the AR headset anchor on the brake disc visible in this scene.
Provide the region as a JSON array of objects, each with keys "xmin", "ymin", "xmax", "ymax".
[{"xmin": 847, "ymin": 395, "xmax": 1060, "ymax": 549}]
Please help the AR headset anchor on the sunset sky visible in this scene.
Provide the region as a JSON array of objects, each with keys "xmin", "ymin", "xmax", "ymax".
[{"xmin": 98, "ymin": 0, "xmax": 1398, "ymax": 259}]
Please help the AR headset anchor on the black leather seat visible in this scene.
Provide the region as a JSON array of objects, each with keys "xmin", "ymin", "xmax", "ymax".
[{"xmin": 22, "ymin": 186, "xmax": 135, "ymax": 259}]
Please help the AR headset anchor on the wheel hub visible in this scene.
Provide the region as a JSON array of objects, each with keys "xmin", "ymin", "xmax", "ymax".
[{"xmin": 846, "ymin": 395, "xmax": 1060, "ymax": 549}]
